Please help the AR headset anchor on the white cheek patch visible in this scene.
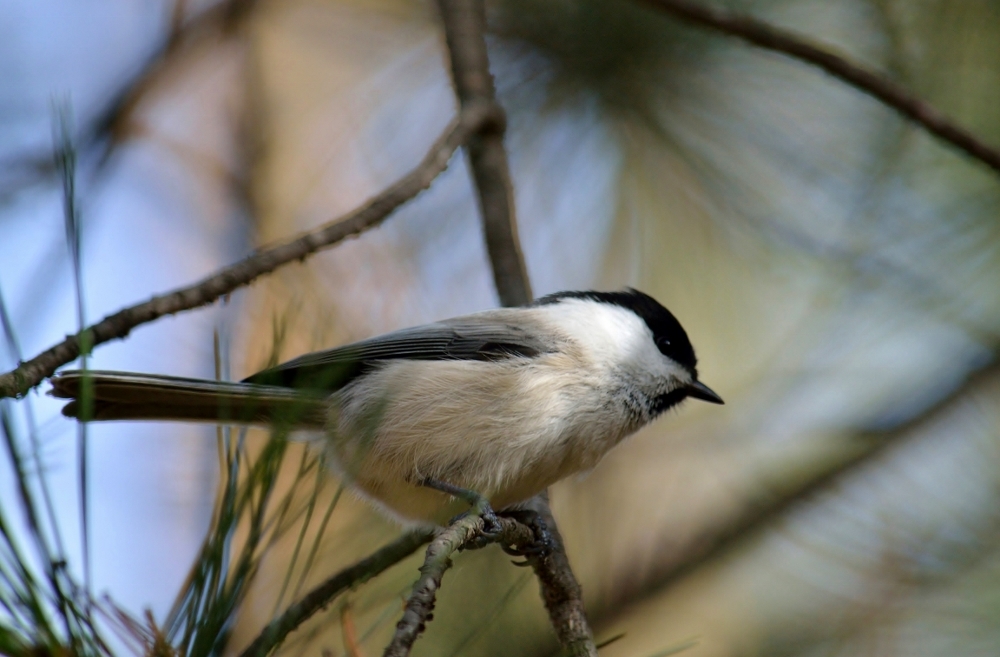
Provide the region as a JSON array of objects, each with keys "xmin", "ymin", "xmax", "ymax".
[
  {"xmin": 535, "ymin": 299, "xmax": 693, "ymax": 398},
  {"xmin": 536, "ymin": 299, "xmax": 648, "ymax": 363}
]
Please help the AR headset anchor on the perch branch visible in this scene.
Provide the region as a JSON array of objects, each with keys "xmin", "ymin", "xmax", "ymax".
[
  {"xmin": 383, "ymin": 515, "xmax": 537, "ymax": 657},
  {"xmin": 0, "ymin": 105, "xmax": 500, "ymax": 400},
  {"xmin": 432, "ymin": 1, "xmax": 596, "ymax": 655},
  {"xmin": 238, "ymin": 528, "xmax": 435, "ymax": 657},
  {"xmin": 525, "ymin": 493, "xmax": 598, "ymax": 657},
  {"xmin": 637, "ymin": 0, "xmax": 1000, "ymax": 174}
]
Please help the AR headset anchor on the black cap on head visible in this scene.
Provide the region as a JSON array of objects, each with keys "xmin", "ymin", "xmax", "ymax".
[{"xmin": 535, "ymin": 288, "xmax": 699, "ymax": 374}]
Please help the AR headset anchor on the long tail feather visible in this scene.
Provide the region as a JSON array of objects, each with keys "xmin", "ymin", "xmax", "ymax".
[{"xmin": 49, "ymin": 370, "xmax": 327, "ymax": 428}]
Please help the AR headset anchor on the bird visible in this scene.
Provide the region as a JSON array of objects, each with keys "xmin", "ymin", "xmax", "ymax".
[{"xmin": 50, "ymin": 289, "xmax": 722, "ymax": 528}]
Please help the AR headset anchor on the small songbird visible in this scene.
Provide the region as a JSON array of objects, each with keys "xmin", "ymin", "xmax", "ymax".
[{"xmin": 50, "ymin": 289, "xmax": 722, "ymax": 526}]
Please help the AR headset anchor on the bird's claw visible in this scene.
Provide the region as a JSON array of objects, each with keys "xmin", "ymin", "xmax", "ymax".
[
  {"xmin": 480, "ymin": 505, "xmax": 503, "ymax": 537},
  {"xmin": 497, "ymin": 509, "xmax": 554, "ymax": 561},
  {"xmin": 448, "ymin": 501, "xmax": 503, "ymax": 551},
  {"xmin": 425, "ymin": 477, "xmax": 553, "ymax": 559}
]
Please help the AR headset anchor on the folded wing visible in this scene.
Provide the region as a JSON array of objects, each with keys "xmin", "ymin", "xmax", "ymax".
[{"xmin": 243, "ymin": 315, "xmax": 551, "ymax": 390}]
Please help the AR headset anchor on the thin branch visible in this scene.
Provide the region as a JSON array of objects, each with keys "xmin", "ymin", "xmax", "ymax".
[
  {"xmin": 435, "ymin": 2, "xmax": 595, "ymax": 655},
  {"xmin": 437, "ymin": 0, "xmax": 532, "ymax": 306},
  {"xmin": 0, "ymin": 106, "xmax": 500, "ymax": 400},
  {"xmin": 237, "ymin": 529, "xmax": 434, "ymax": 657},
  {"xmin": 383, "ymin": 516, "xmax": 537, "ymax": 657},
  {"xmin": 637, "ymin": 0, "xmax": 1000, "ymax": 174}
]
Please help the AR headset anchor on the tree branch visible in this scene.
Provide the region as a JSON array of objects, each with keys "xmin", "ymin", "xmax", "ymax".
[
  {"xmin": 0, "ymin": 106, "xmax": 501, "ymax": 400},
  {"xmin": 434, "ymin": 2, "xmax": 596, "ymax": 656},
  {"xmin": 238, "ymin": 528, "xmax": 434, "ymax": 657},
  {"xmin": 637, "ymin": 0, "xmax": 1000, "ymax": 174},
  {"xmin": 437, "ymin": 0, "xmax": 532, "ymax": 306},
  {"xmin": 525, "ymin": 493, "xmax": 598, "ymax": 657}
]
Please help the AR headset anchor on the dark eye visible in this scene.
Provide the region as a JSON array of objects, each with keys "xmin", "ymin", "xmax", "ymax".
[{"xmin": 656, "ymin": 337, "xmax": 671, "ymax": 350}]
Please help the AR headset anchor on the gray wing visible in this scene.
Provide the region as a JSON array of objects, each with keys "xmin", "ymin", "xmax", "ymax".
[{"xmin": 243, "ymin": 314, "xmax": 552, "ymax": 391}]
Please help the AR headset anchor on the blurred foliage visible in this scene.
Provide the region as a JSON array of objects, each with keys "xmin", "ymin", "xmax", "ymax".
[
  {"xmin": 490, "ymin": 0, "xmax": 708, "ymax": 123},
  {"xmin": 3, "ymin": 0, "xmax": 1000, "ymax": 656},
  {"xmin": 1, "ymin": 387, "xmax": 106, "ymax": 656}
]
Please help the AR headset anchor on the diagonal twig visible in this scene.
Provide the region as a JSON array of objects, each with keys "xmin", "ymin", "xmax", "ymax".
[
  {"xmin": 383, "ymin": 515, "xmax": 537, "ymax": 657},
  {"xmin": 0, "ymin": 105, "xmax": 501, "ymax": 400},
  {"xmin": 637, "ymin": 0, "xmax": 1000, "ymax": 174},
  {"xmin": 238, "ymin": 528, "xmax": 435, "ymax": 657}
]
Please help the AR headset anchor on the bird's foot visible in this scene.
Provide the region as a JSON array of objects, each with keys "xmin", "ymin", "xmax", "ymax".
[
  {"xmin": 418, "ymin": 480, "xmax": 553, "ymax": 559},
  {"xmin": 497, "ymin": 508, "xmax": 554, "ymax": 563}
]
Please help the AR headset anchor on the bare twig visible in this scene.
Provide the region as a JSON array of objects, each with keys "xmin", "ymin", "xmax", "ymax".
[
  {"xmin": 383, "ymin": 515, "xmax": 537, "ymax": 657},
  {"xmin": 0, "ymin": 106, "xmax": 500, "ymax": 400},
  {"xmin": 238, "ymin": 529, "xmax": 434, "ymax": 657},
  {"xmin": 437, "ymin": 0, "xmax": 532, "ymax": 306},
  {"xmin": 382, "ymin": 516, "xmax": 482, "ymax": 657},
  {"xmin": 637, "ymin": 0, "xmax": 1000, "ymax": 174}
]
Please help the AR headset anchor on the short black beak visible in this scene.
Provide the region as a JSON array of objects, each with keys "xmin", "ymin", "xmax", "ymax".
[{"xmin": 687, "ymin": 380, "xmax": 724, "ymax": 405}]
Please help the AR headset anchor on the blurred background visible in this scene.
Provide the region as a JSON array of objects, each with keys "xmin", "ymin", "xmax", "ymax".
[{"xmin": 2, "ymin": 0, "xmax": 1000, "ymax": 655}]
